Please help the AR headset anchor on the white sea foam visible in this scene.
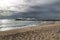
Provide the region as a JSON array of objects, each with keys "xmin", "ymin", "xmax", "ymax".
[
  {"xmin": 0, "ymin": 24, "xmax": 38, "ymax": 31},
  {"xmin": 0, "ymin": 19, "xmax": 39, "ymax": 31},
  {"xmin": 0, "ymin": 19, "xmax": 55, "ymax": 31}
]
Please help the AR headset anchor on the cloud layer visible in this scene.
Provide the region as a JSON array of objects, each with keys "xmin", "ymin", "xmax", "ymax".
[{"xmin": 0, "ymin": 0, "xmax": 59, "ymax": 16}]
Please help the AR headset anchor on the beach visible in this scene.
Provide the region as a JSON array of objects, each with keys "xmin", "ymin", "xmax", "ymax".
[{"xmin": 0, "ymin": 21, "xmax": 60, "ymax": 40}]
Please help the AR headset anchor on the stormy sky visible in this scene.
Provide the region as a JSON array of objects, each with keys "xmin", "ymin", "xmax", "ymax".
[{"xmin": 0, "ymin": 0, "xmax": 60, "ymax": 20}]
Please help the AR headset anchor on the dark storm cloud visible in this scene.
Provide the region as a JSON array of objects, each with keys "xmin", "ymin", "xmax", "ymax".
[{"xmin": 0, "ymin": 0, "xmax": 60, "ymax": 20}]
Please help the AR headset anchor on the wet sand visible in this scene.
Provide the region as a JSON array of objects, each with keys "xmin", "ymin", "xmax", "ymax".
[{"xmin": 0, "ymin": 21, "xmax": 60, "ymax": 40}]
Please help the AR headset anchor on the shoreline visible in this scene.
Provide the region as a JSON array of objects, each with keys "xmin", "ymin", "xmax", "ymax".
[
  {"xmin": 0, "ymin": 21, "xmax": 60, "ymax": 40},
  {"xmin": 0, "ymin": 21, "xmax": 59, "ymax": 35}
]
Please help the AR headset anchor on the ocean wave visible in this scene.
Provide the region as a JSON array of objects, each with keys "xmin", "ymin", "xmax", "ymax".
[{"xmin": 0, "ymin": 19, "xmax": 55, "ymax": 31}]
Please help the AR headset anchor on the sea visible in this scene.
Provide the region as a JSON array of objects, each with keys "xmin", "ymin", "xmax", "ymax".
[{"xmin": 0, "ymin": 19, "xmax": 55, "ymax": 31}]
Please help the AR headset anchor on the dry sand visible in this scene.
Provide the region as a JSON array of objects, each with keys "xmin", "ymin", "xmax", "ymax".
[{"xmin": 0, "ymin": 21, "xmax": 60, "ymax": 40}]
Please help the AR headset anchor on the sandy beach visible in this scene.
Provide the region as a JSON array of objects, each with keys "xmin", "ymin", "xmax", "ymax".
[{"xmin": 0, "ymin": 21, "xmax": 60, "ymax": 40}]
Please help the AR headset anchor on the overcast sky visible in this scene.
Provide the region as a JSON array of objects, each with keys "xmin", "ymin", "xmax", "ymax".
[{"xmin": 0, "ymin": 0, "xmax": 60, "ymax": 20}]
